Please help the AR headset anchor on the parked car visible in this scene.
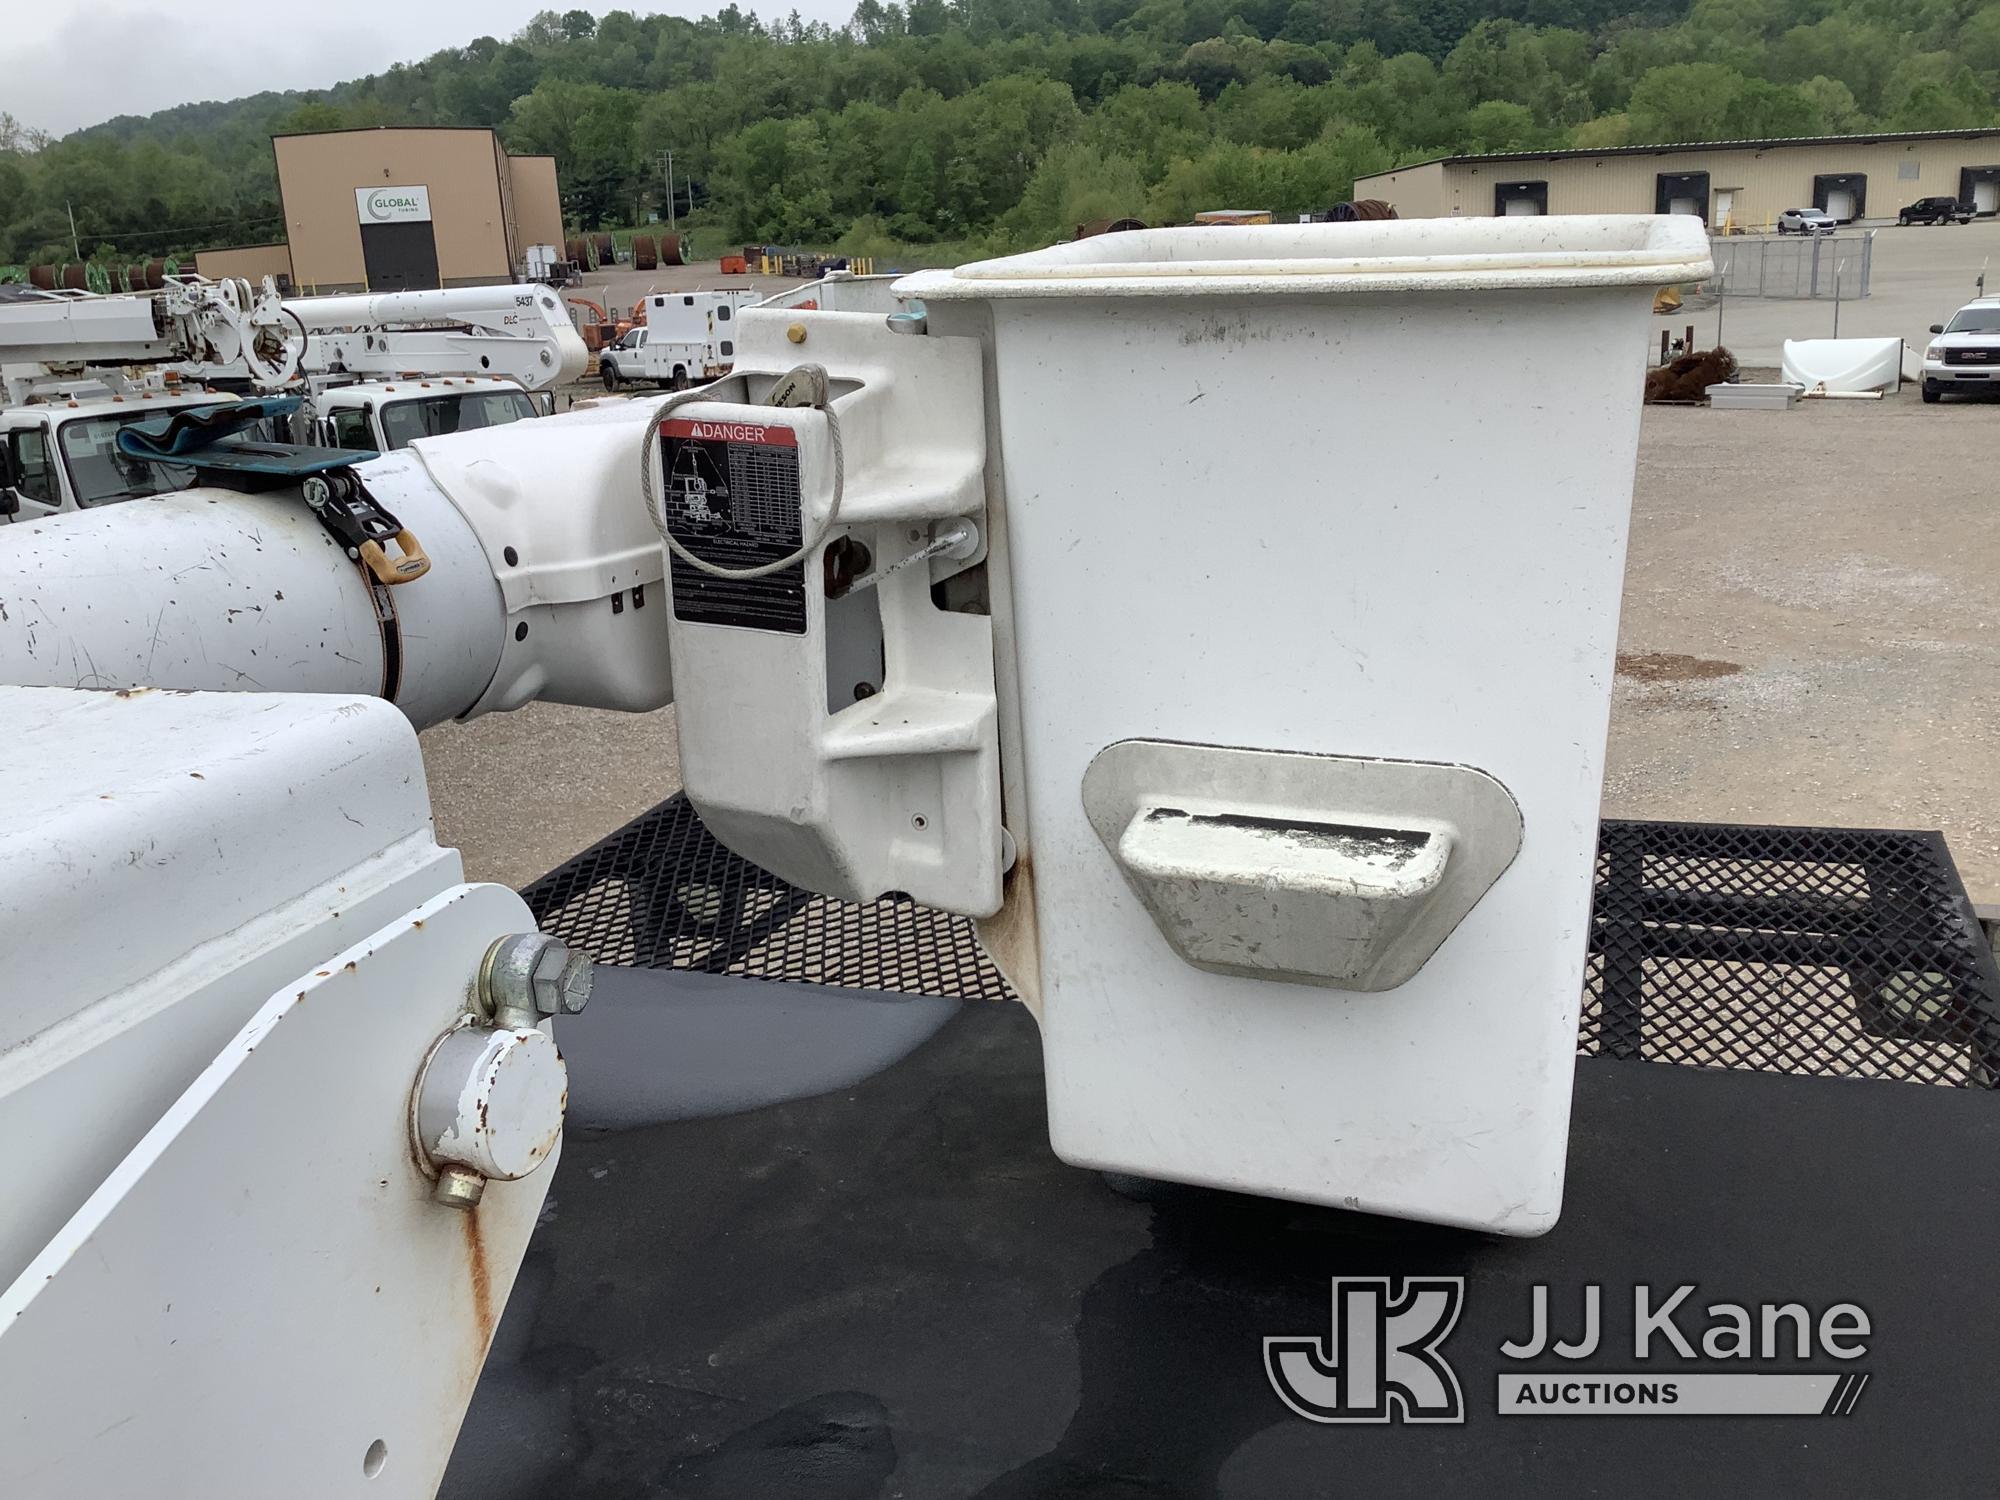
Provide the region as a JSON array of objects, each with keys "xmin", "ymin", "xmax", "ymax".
[
  {"xmin": 1775, "ymin": 208, "xmax": 1837, "ymax": 234},
  {"xmin": 1919, "ymin": 297, "xmax": 2000, "ymax": 403},
  {"xmin": 1898, "ymin": 195, "xmax": 1973, "ymax": 226}
]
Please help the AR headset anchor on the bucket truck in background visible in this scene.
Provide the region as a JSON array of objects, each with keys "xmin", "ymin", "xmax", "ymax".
[
  {"xmin": 0, "ymin": 276, "xmax": 303, "ymax": 521},
  {"xmin": 0, "ymin": 280, "xmax": 587, "ymax": 520},
  {"xmin": 191, "ymin": 283, "xmax": 587, "ymax": 454},
  {"xmin": 0, "ymin": 275, "xmax": 301, "ymax": 403}
]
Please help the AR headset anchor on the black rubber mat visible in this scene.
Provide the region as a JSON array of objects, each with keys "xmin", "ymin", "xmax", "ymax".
[
  {"xmin": 445, "ymin": 996, "xmax": 2000, "ymax": 1500},
  {"xmin": 523, "ymin": 799, "xmax": 2000, "ymax": 1086}
]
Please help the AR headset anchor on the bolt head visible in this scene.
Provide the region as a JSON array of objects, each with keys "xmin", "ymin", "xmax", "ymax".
[
  {"xmin": 483, "ymin": 932, "xmax": 565, "ymax": 1022},
  {"xmin": 555, "ymin": 950, "xmax": 594, "ymax": 1014},
  {"xmin": 529, "ymin": 941, "xmax": 570, "ymax": 1015}
]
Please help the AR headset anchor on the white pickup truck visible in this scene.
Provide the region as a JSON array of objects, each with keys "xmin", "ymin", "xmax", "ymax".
[
  {"xmin": 1920, "ymin": 297, "xmax": 2000, "ymax": 403},
  {"xmin": 596, "ymin": 289, "xmax": 756, "ymax": 390}
]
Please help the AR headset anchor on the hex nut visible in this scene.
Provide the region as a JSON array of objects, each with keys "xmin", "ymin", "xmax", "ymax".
[
  {"xmin": 489, "ymin": 934, "xmax": 594, "ymax": 1018},
  {"xmin": 433, "ymin": 1165, "xmax": 486, "ymax": 1211}
]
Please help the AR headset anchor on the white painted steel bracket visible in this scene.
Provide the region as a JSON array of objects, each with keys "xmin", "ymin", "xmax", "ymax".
[
  {"xmin": 661, "ymin": 311, "xmax": 1004, "ymax": 918},
  {"xmin": 0, "ymin": 688, "xmax": 464, "ymax": 1288},
  {"xmin": 0, "ymin": 881, "xmax": 552, "ymax": 1500},
  {"xmin": 1082, "ymin": 741, "xmax": 1522, "ymax": 991}
]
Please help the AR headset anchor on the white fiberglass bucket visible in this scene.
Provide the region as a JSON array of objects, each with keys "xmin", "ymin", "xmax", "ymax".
[{"xmin": 900, "ymin": 215, "xmax": 1711, "ymax": 1235}]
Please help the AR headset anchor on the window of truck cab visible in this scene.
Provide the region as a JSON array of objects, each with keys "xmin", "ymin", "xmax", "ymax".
[
  {"xmin": 1945, "ymin": 307, "xmax": 2000, "ymax": 334},
  {"xmin": 57, "ymin": 411, "xmax": 200, "ymax": 507},
  {"xmin": 7, "ymin": 426, "xmax": 57, "ymax": 505},
  {"xmin": 377, "ymin": 390, "xmax": 538, "ymax": 451},
  {"xmin": 329, "ymin": 406, "xmax": 375, "ymax": 451}
]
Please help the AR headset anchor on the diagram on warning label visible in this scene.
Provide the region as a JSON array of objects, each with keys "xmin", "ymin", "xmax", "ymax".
[{"xmin": 671, "ymin": 470, "xmax": 723, "ymax": 526}]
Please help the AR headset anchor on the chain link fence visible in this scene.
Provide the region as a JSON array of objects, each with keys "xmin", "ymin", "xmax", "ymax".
[{"xmin": 1707, "ymin": 231, "xmax": 1874, "ymax": 300}]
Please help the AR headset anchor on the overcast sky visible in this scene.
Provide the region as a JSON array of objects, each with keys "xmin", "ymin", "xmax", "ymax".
[{"xmin": 7, "ymin": 0, "xmax": 859, "ymax": 137}]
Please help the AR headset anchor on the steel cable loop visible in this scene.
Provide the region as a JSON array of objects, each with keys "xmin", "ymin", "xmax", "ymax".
[{"xmin": 638, "ymin": 364, "xmax": 844, "ymax": 581}]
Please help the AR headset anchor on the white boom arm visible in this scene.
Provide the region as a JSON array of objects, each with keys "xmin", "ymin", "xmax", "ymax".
[
  {"xmin": 280, "ymin": 283, "xmax": 587, "ymax": 391},
  {"xmin": 0, "ymin": 277, "xmax": 301, "ymax": 401},
  {"xmin": 0, "ymin": 281, "xmax": 585, "ymax": 402}
]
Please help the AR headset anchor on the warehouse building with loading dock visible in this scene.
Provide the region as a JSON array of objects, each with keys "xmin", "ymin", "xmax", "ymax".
[
  {"xmin": 1354, "ymin": 128, "xmax": 2000, "ymax": 230},
  {"xmin": 269, "ymin": 127, "xmax": 564, "ymax": 294}
]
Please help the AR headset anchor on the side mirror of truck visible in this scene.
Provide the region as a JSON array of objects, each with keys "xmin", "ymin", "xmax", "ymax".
[
  {"xmin": 1930, "ymin": 324, "xmax": 1945, "ymax": 334},
  {"xmin": 0, "ymin": 488, "xmax": 20, "ymax": 519}
]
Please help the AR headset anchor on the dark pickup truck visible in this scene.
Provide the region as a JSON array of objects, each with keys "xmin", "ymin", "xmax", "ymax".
[{"xmin": 1899, "ymin": 195, "xmax": 1974, "ymax": 226}]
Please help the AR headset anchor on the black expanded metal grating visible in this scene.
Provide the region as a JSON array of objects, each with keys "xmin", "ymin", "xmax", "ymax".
[
  {"xmin": 1584, "ymin": 820, "xmax": 2000, "ymax": 1087},
  {"xmin": 524, "ymin": 800, "xmax": 2000, "ymax": 1086},
  {"xmin": 520, "ymin": 794, "xmax": 1014, "ymax": 1001}
]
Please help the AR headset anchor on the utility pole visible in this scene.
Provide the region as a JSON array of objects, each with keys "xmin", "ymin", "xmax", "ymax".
[
  {"xmin": 66, "ymin": 200, "xmax": 80, "ymax": 261},
  {"xmin": 1714, "ymin": 265, "xmax": 1725, "ymax": 356},
  {"xmin": 656, "ymin": 150, "xmax": 677, "ymax": 234}
]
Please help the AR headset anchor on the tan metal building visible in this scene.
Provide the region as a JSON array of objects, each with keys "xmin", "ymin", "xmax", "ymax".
[
  {"xmin": 509, "ymin": 156, "xmax": 564, "ymax": 251},
  {"xmin": 272, "ymin": 128, "xmax": 564, "ymax": 294},
  {"xmin": 192, "ymin": 242, "xmax": 294, "ymax": 290},
  {"xmin": 1355, "ymin": 129, "xmax": 2000, "ymax": 231}
]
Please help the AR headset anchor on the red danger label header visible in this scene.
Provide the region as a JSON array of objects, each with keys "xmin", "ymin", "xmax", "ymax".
[{"xmin": 662, "ymin": 417, "xmax": 797, "ymax": 447}]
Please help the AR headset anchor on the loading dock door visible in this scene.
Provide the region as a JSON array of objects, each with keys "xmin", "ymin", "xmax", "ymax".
[
  {"xmin": 1813, "ymin": 173, "xmax": 1866, "ymax": 224},
  {"xmin": 1982, "ymin": 183, "xmax": 2000, "ymax": 214},
  {"xmin": 1656, "ymin": 172, "xmax": 1710, "ymax": 222},
  {"xmin": 1965, "ymin": 168, "xmax": 2000, "ymax": 214},
  {"xmin": 360, "ymin": 222, "xmax": 440, "ymax": 293},
  {"xmin": 1494, "ymin": 181, "xmax": 1548, "ymax": 216},
  {"xmin": 355, "ymin": 184, "xmax": 440, "ymax": 293}
]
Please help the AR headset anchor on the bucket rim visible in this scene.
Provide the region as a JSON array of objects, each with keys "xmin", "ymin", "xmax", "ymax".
[{"xmin": 898, "ymin": 215, "xmax": 1713, "ymax": 300}]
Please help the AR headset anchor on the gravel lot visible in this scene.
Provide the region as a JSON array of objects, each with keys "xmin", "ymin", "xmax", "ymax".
[
  {"xmin": 1606, "ymin": 385, "xmax": 1999, "ymax": 901},
  {"xmin": 422, "ymin": 261, "xmax": 2000, "ymax": 903}
]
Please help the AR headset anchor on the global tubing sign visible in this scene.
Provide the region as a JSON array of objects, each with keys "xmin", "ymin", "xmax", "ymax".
[{"xmin": 355, "ymin": 185, "xmax": 432, "ymax": 224}]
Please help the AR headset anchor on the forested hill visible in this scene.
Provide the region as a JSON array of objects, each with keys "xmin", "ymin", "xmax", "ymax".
[{"xmin": 2, "ymin": 0, "xmax": 1996, "ymax": 266}]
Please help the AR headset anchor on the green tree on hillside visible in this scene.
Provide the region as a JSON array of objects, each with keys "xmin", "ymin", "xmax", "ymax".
[{"xmin": 1, "ymin": 0, "xmax": 1995, "ymax": 267}]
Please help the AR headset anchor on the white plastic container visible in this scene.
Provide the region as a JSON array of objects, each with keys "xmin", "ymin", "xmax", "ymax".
[{"xmin": 902, "ymin": 216, "xmax": 1711, "ymax": 1235}]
